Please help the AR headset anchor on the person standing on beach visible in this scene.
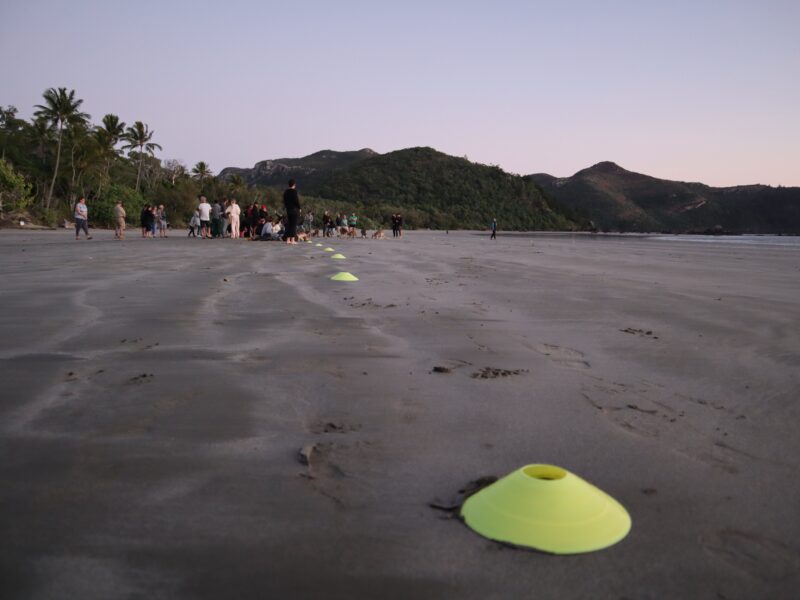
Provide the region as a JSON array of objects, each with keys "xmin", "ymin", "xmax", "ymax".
[
  {"xmin": 227, "ymin": 199, "xmax": 241, "ymax": 239},
  {"xmin": 140, "ymin": 204, "xmax": 149, "ymax": 237},
  {"xmin": 396, "ymin": 213, "xmax": 403, "ymax": 237},
  {"xmin": 157, "ymin": 204, "xmax": 168, "ymax": 238},
  {"xmin": 490, "ymin": 218, "xmax": 497, "ymax": 240},
  {"xmin": 188, "ymin": 210, "xmax": 200, "ymax": 237},
  {"xmin": 248, "ymin": 202, "xmax": 260, "ymax": 238},
  {"xmin": 149, "ymin": 205, "xmax": 158, "ymax": 238},
  {"xmin": 391, "ymin": 213, "xmax": 398, "ymax": 237},
  {"xmin": 197, "ymin": 196, "xmax": 212, "ymax": 239},
  {"xmin": 222, "ymin": 199, "xmax": 230, "ymax": 237},
  {"xmin": 348, "ymin": 212, "xmax": 358, "ymax": 236},
  {"xmin": 211, "ymin": 200, "xmax": 222, "ymax": 238},
  {"xmin": 283, "ymin": 179, "xmax": 300, "ymax": 245},
  {"xmin": 74, "ymin": 197, "xmax": 92, "ymax": 240},
  {"xmin": 113, "ymin": 200, "xmax": 126, "ymax": 240}
]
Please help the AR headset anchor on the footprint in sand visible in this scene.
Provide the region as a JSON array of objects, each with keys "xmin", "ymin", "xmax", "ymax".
[
  {"xmin": 580, "ymin": 382, "xmax": 760, "ymax": 474},
  {"xmin": 297, "ymin": 441, "xmax": 376, "ymax": 508},
  {"xmin": 308, "ymin": 420, "xmax": 362, "ymax": 434},
  {"xmin": 536, "ymin": 343, "xmax": 591, "ymax": 369},
  {"xmin": 700, "ymin": 529, "xmax": 800, "ymax": 582}
]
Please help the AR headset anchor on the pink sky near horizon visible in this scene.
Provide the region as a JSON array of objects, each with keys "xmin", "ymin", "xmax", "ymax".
[{"xmin": 1, "ymin": 0, "xmax": 798, "ymax": 187}]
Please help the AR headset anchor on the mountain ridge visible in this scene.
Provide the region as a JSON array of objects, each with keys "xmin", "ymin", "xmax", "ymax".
[
  {"xmin": 528, "ymin": 162, "xmax": 800, "ymax": 233},
  {"xmin": 219, "ymin": 149, "xmax": 800, "ymax": 233},
  {"xmin": 218, "ymin": 148, "xmax": 378, "ymax": 187}
]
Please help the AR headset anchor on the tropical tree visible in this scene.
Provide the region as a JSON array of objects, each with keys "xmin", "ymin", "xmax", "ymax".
[
  {"xmin": 228, "ymin": 173, "xmax": 247, "ymax": 196},
  {"xmin": 33, "ymin": 87, "xmax": 90, "ymax": 211},
  {"xmin": 95, "ymin": 114, "xmax": 125, "ymax": 172},
  {"xmin": 122, "ymin": 121, "xmax": 161, "ymax": 192},
  {"xmin": 162, "ymin": 159, "xmax": 188, "ymax": 185},
  {"xmin": 0, "ymin": 105, "xmax": 22, "ymax": 160},
  {"xmin": 0, "ymin": 158, "xmax": 33, "ymax": 213},
  {"xmin": 191, "ymin": 161, "xmax": 212, "ymax": 184},
  {"xmin": 93, "ymin": 114, "xmax": 126, "ymax": 198}
]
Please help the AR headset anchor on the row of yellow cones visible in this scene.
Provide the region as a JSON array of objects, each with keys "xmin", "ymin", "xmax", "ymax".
[
  {"xmin": 305, "ymin": 244, "xmax": 631, "ymax": 554},
  {"xmin": 307, "ymin": 240, "xmax": 359, "ymax": 281}
]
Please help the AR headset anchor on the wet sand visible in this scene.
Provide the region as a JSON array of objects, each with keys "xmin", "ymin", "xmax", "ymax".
[{"xmin": 1, "ymin": 229, "xmax": 798, "ymax": 599}]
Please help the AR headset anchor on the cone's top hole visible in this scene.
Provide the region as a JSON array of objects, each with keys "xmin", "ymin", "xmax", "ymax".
[{"xmin": 522, "ymin": 465, "xmax": 567, "ymax": 481}]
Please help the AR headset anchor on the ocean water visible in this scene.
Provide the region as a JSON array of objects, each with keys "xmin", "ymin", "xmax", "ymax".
[
  {"xmin": 506, "ymin": 232, "xmax": 800, "ymax": 248},
  {"xmin": 648, "ymin": 234, "xmax": 800, "ymax": 248}
]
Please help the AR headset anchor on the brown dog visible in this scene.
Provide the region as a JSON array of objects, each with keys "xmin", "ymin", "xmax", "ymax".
[{"xmin": 372, "ymin": 229, "xmax": 385, "ymax": 239}]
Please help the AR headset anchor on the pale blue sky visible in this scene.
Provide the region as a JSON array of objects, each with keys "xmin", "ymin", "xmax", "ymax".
[{"xmin": 2, "ymin": 0, "xmax": 798, "ymax": 186}]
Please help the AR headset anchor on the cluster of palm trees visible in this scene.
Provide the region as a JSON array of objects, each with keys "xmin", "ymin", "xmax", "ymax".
[
  {"xmin": 2, "ymin": 86, "xmax": 238, "ymax": 222},
  {"xmin": 30, "ymin": 87, "xmax": 163, "ymax": 207}
]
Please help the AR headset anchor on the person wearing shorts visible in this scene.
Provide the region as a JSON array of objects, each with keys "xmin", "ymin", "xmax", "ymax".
[
  {"xmin": 113, "ymin": 200, "xmax": 126, "ymax": 240},
  {"xmin": 197, "ymin": 196, "xmax": 212, "ymax": 239}
]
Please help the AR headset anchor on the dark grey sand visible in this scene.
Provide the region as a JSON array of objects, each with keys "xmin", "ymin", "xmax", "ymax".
[{"xmin": 1, "ymin": 229, "xmax": 799, "ymax": 599}]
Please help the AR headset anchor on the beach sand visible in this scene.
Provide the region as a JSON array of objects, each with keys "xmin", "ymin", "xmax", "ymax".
[{"xmin": 0, "ymin": 229, "xmax": 798, "ymax": 599}]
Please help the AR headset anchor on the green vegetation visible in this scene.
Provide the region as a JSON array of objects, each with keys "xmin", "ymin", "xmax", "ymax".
[
  {"xmin": 309, "ymin": 147, "xmax": 576, "ymax": 230},
  {"xmin": 0, "ymin": 89, "xmax": 236, "ymax": 227},
  {"xmin": 530, "ymin": 162, "xmax": 800, "ymax": 234},
  {"xmin": 2, "ymin": 87, "xmax": 582, "ymax": 231},
  {"xmin": 221, "ymin": 147, "xmax": 583, "ymax": 230},
  {"xmin": 0, "ymin": 159, "xmax": 33, "ymax": 213}
]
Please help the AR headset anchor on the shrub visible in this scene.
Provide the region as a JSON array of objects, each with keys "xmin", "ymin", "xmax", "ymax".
[
  {"xmin": 91, "ymin": 185, "xmax": 145, "ymax": 226},
  {"xmin": 0, "ymin": 158, "xmax": 33, "ymax": 213}
]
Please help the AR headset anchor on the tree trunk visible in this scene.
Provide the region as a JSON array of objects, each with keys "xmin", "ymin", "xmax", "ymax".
[
  {"xmin": 135, "ymin": 147, "xmax": 144, "ymax": 192},
  {"xmin": 45, "ymin": 121, "xmax": 63, "ymax": 212},
  {"xmin": 70, "ymin": 143, "xmax": 78, "ymax": 191}
]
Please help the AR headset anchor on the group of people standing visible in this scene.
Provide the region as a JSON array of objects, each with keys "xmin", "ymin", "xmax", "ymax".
[
  {"xmin": 139, "ymin": 204, "xmax": 169, "ymax": 238},
  {"xmin": 188, "ymin": 193, "xmax": 297, "ymax": 240},
  {"xmin": 69, "ymin": 179, "xmax": 412, "ymax": 243},
  {"xmin": 185, "ymin": 180, "xmax": 372, "ymax": 244}
]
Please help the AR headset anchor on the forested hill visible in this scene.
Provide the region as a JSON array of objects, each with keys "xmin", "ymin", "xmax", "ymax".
[
  {"xmin": 530, "ymin": 162, "xmax": 800, "ymax": 233},
  {"xmin": 305, "ymin": 147, "xmax": 578, "ymax": 230}
]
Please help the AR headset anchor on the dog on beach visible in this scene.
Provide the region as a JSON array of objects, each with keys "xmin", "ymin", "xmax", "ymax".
[
  {"xmin": 360, "ymin": 227, "xmax": 368, "ymax": 239},
  {"xmin": 372, "ymin": 229, "xmax": 385, "ymax": 239}
]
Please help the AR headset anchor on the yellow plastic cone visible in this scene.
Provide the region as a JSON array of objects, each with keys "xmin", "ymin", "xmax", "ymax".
[
  {"xmin": 330, "ymin": 272, "xmax": 359, "ymax": 282},
  {"xmin": 331, "ymin": 253, "xmax": 346, "ymax": 259},
  {"xmin": 461, "ymin": 464, "xmax": 631, "ymax": 554},
  {"xmin": 324, "ymin": 247, "xmax": 334, "ymax": 252}
]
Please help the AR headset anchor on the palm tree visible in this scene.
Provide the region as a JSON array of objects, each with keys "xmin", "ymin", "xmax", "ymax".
[
  {"xmin": 228, "ymin": 173, "xmax": 246, "ymax": 191},
  {"xmin": 192, "ymin": 161, "xmax": 213, "ymax": 184},
  {"xmin": 93, "ymin": 114, "xmax": 126, "ymax": 198},
  {"xmin": 34, "ymin": 87, "xmax": 90, "ymax": 211},
  {"xmin": 95, "ymin": 114, "xmax": 126, "ymax": 170},
  {"xmin": 0, "ymin": 105, "xmax": 21, "ymax": 160},
  {"xmin": 26, "ymin": 117, "xmax": 55, "ymax": 164},
  {"xmin": 122, "ymin": 121, "xmax": 162, "ymax": 192}
]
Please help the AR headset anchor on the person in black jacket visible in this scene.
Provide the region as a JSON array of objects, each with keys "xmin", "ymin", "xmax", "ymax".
[
  {"xmin": 141, "ymin": 204, "xmax": 154, "ymax": 238},
  {"xmin": 283, "ymin": 179, "xmax": 300, "ymax": 245}
]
